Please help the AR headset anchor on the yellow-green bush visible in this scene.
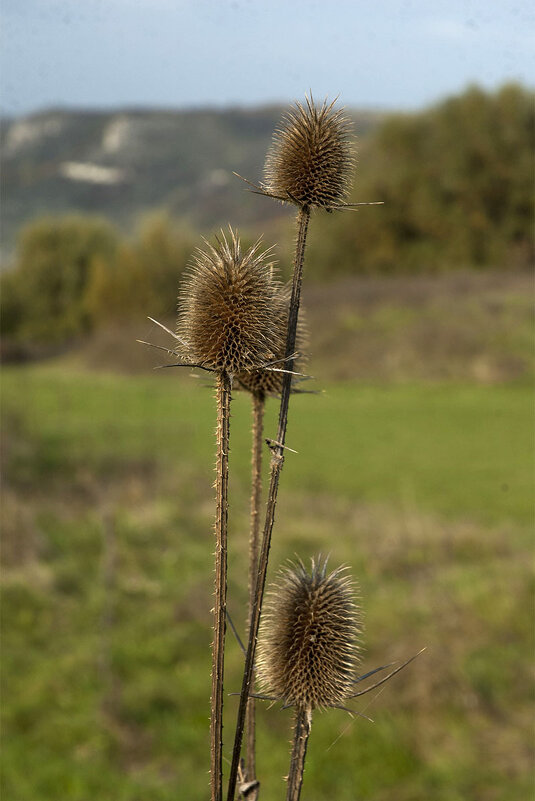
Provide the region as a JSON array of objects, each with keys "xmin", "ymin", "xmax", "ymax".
[{"xmin": 1, "ymin": 213, "xmax": 194, "ymax": 346}]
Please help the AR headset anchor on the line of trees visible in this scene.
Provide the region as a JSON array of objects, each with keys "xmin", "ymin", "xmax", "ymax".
[
  {"xmin": 1, "ymin": 83, "xmax": 533, "ymax": 347},
  {"xmin": 305, "ymin": 83, "xmax": 533, "ymax": 276},
  {"xmin": 1, "ymin": 213, "xmax": 195, "ymax": 344}
]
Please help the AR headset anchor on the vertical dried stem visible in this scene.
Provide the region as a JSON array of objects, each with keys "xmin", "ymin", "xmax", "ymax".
[
  {"xmin": 244, "ymin": 390, "xmax": 265, "ymax": 797},
  {"xmin": 212, "ymin": 370, "xmax": 232, "ymax": 801},
  {"xmin": 286, "ymin": 705, "xmax": 312, "ymax": 801},
  {"xmin": 227, "ymin": 205, "xmax": 311, "ymax": 801}
]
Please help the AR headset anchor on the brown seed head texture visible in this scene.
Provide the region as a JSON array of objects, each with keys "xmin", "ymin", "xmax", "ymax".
[
  {"xmin": 262, "ymin": 96, "xmax": 354, "ymax": 209},
  {"xmin": 257, "ymin": 558, "xmax": 362, "ymax": 711},
  {"xmin": 236, "ymin": 283, "xmax": 308, "ymax": 396},
  {"xmin": 177, "ymin": 229, "xmax": 283, "ymax": 375}
]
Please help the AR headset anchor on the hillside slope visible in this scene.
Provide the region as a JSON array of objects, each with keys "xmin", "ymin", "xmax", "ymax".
[{"xmin": 1, "ymin": 106, "xmax": 382, "ymax": 253}]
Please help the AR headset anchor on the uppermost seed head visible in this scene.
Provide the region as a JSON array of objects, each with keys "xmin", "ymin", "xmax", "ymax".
[
  {"xmin": 176, "ymin": 228, "xmax": 284, "ymax": 375},
  {"xmin": 256, "ymin": 556, "xmax": 362, "ymax": 711},
  {"xmin": 262, "ymin": 96, "xmax": 355, "ymax": 210}
]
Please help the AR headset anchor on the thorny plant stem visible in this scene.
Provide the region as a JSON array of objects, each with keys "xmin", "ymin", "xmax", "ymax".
[
  {"xmin": 244, "ymin": 391, "xmax": 265, "ymax": 798},
  {"xmin": 212, "ymin": 370, "xmax": 232, "ymax": 801},
  {"xmin": 286, "ymin": 706, "xmax": 312, "ymax": 801},
  {"xmin": 227, "ymin": 205, "xmax": 311, "ymax": 801}
]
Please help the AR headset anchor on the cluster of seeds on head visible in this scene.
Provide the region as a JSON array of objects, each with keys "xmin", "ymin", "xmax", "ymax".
[
  {"xmin": 257, "ymin": 557, "xmax": 362, "ymax": 711},
  {"xmin": 177, "ymin": 228, "xmax": 285, "ymax": 375},
  {"xmin": 262, "ymin": 96, "xmax": 354, "ymax": 210}
]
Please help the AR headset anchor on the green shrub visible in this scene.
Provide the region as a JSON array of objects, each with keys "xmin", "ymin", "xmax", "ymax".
[
  {"xmin": 1, "ymin": 216, "xmax": 119, "ymax": 343},
  {"xmin": 1, "ymin": 213, "xmax": 194, "ymax": 346},
  {"xmin": 305, "ymin": 84, "xmax": 534, "ymax": 276}
]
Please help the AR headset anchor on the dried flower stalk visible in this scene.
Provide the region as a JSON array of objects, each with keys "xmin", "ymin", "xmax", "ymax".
[
  {"xmin": 237, "ymin": 285, "xmax": 307, "ymax": 797},
  {"xmin": 227, "ymin": 203, "xmax": 310, "ymax": 801},
  {"xmin": 176, "ymin": 229, "xmax": 282, "ymax": 801},
  {"xmin": 257, "ymin": 557, "xmax": 362, "ymax": 801},
  {"xmin": 243, "ymin": 389, "xmax": 264, "ymax": 799},
  {"xmin": 227, "ymin": 94, "xmax": 355, "ymax": 800}
]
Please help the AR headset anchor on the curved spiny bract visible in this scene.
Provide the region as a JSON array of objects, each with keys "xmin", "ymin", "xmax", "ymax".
[
  {"xmin": 262, "ymin": 96, "xmax": 354, "ymax": 210},
  {"xmin": 257, "ymin": 557, "xmax": 362, "ymax": 711},
  {"xmin": 177, "ymin": 228, "xmax": 282, "ymax": 375},
  {"xmin": 236, "ymin": 283, "xmax": 308, "ymax": 397}
]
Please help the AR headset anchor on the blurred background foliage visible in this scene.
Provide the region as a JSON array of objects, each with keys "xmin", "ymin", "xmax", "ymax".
[
  {"xmin": 1, "ymin": 213, "xmax": 195, "ymax": 345},
  {"xmin": 1, "ymin": 84, "xmax": 533, "ymax": 350},
  {"xmin": 307, "ymin": 83, "xmax": 533, "ymax": 276}
]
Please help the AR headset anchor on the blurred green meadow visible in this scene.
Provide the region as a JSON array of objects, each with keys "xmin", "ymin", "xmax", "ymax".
[{"xmin": 2, "ymin": 356, "xmax": 533, "ymax": 800}]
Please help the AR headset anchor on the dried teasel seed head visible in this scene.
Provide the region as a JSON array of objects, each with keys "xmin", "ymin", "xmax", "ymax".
[
  {"xmin": 256, "ymin": 557, "xmax": 362, "ymax": 711},
  {"xmin": 262, "ymin": 96, "xmax": 354, "ymax": 210},
  {"xmin": 176, "ymin": 228, "xmax": 283, "ymax": 375},
  {"xmin": 236, "ymin": 283, "xmax": 308, "ymax": 397}
]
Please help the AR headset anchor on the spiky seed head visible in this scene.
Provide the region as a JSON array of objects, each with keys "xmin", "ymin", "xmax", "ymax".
[
  {"xmin": 176, "ymin": 228, "xmax": 283, "ymax": 375},
  {"xmin": 262, "ymin": 96, "xmax": 354, "ymax": 209},
  {"xmin": 236, "ymin": 283, "xmax": 308, "ymax": 397},
  {"xmin": 256, "ymin": 557, "xmax": 362, "ymax": 711}
]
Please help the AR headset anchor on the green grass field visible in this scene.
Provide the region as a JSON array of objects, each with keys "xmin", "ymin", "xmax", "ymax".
[{"xmin": 2, "ymin": 365, "xmax": 533, "ymax": 800}]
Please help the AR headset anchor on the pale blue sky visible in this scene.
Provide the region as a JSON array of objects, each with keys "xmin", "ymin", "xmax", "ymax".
[{"xmin": 1, "ymin": 0, "xmax": 533, "ymax": 115}]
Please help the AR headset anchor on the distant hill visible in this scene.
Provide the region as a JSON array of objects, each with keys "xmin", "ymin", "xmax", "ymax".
[{"xmin": 0, "ymin": 106, "xmax": 383, "ymax": 256}]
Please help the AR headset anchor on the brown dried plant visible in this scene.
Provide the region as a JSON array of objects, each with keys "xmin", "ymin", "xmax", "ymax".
[
  {"xmin": 177, "ymin": 228, "xmax": 284, "ymax": 374},
  {"xmin": 262, "ymin": 97, "xmax": 354, "ymax": 210},
  {"xmin": 227, "ymin": 95, "xmax": 374, "ymax": 801},
  {"xmin": 235, "ymin": 287, "xmax": 308, "ymax": 797},
  {"xmin": 254, "ymin": 559, "xmax": 422, "ymax": 800},
  {"xmin": 257, "ymin": 558, "xmax": 362, "ymax": 801},
  {"xmin": 175, "ymin": 228, "xmax": 283, "ymax": 801},
  {"xmin": 257, "ymin": 558, "xmax": 362, "ymax": 711},
  {"xmin": 137, "ymin": 96, "xmax": 408, "ymax": 801}
]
